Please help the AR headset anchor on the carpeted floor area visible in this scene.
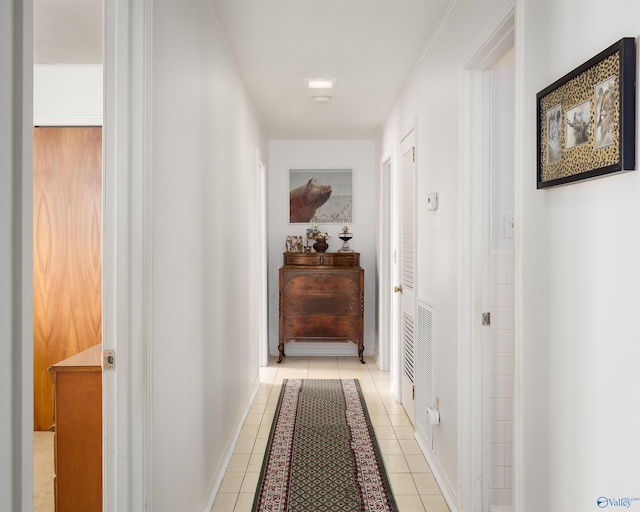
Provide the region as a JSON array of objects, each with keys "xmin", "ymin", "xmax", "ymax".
[
  {"xmin": 253, "ymin": 378, "xmax": 398, "ymax": 511},
  {"xmin": 34, "ymin": 431, "xmax": 55, "ymax": 512}
]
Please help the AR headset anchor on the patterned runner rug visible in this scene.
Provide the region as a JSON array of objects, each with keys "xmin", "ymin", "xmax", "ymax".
[{"xmin": 252, "ymin": 379, "xmax": 398, "ymax": 512}]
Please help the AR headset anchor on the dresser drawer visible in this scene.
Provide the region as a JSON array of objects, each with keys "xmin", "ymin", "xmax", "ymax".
[
  {"xmin": 282, "ymin": 272, "xmax": 360, "ymax": 295},
  {"xmin": 283, "ymin": 294, "xmax": 361, "ymax": 316},
  {"xmin": 282, "ymin": 315, "xmax": 361, "ymax": 339},
  {"xmin": 284, "ymin": 253, "xmax": 323, "ymax": 266},
  {"xmin": 320, "ymin": 254, "xmax": 359, "ymax": 266},
  {"xmin": 283, "ymin": 252, "xmax": 360, "ymax": 267}
]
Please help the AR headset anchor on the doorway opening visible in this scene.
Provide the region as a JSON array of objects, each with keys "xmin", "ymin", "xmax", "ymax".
[
  {"xmin": 33, "ymin": 127, "xmax": 103, "ymax": 511},
  {"xmin": 32, "ymin": 1, "xmax": 104, "ymax": 509},
  {"xmin": 458, "ymin": 4, "xmax": 515, "ymax": 510}
]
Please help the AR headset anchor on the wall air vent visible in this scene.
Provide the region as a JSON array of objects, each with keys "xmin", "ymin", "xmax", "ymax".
[
  {"xmin": 402, "ymin": 312, "xmax": 415, "ymax": 383},
  {"xmin": 415, "ymin": 300, "xmax": 435, "ymax": 448}
]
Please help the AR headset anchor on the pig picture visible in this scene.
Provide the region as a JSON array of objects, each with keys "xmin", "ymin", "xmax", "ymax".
[
  {"xmin": 288, "ymin": 169, "xmax": 352, "ymax": 223},
  {"xmin": 290, "ymin": 178, "xmax": 332, "ymax": 223}
]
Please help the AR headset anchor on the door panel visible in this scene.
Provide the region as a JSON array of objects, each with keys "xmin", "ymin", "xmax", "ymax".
[
  {"xmin": 399, "ymin": 131, "xmax": 417, "ymax": 425},
  {"xmin": 33, "ymin": 127, "xmax": 102, "ymax": 431}
]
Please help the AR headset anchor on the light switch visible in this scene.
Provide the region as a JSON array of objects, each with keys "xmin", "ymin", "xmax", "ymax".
[
  {"xmin": 427, "ymin": 193, "xmax": 438, "ymax": 211},
  {"xmin": 504, "ymin": 213, "xmax": 514, "ymax": 239}
]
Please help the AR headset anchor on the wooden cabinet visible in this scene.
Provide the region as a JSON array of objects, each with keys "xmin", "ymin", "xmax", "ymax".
[
  {"xmin": 279, "ymin": 252, "xmax": 365, "ymax": 363},
  {"xmin": 48, "ymin": 344, "xmax": 102, "ymax": 512}
]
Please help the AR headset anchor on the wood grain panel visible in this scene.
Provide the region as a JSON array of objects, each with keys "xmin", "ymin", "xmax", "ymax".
[{"xmin": 33, "ymin": 127, "xmax": 102, "ymax": 431}]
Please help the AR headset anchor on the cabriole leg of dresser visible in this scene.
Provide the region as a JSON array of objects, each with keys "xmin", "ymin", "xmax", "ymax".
[
  {"xmin": 278, "ymin": 341, "xmax": 285, "ymax": 363},
  {"xmin": 358, "ymin": 342, "xmax": 365, "ymax": 364}
]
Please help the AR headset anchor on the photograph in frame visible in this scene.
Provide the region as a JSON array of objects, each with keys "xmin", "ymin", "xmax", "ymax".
[
  {"xmin": 594, "ymin": 75, "xmax": 617, "ymax": 150},
  {"xmin": 547, "ymin": 103, "xmax": 562, "ymax": 164},
  {"xmin": 285, "ymin": 235, "xmax": 303, "ymax": 252},
  {"xmin": 565, "ymin": 100, "xmax": 591, "ymax": 149},
  {"xmin": 289, "ymin": 169, "xmax": 352, "ymax": 223}
]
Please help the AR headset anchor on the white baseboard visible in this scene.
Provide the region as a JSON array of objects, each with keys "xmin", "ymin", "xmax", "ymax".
[
  {"xmin": 199, "ymin": 376, "xmax": 261, "ymax": 512},
  {"xmin": 414, "ymin": 430, "xmax": 458, "ymax": 512}
]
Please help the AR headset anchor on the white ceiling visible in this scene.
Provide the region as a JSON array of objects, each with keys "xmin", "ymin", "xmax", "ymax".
[{"xmin": 33, "ymin": 0, "xmax": 454, "ymax": 140}]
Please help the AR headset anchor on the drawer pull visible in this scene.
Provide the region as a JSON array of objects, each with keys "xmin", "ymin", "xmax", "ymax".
[{"xmin": 349, "ymin": 302, "xmax": 355, "ymax": 311}]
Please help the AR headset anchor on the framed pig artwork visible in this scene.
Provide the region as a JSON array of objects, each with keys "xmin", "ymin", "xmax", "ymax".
[{"xmin": 289, "ymin": 169, "xmax": 352, "ymax": 223}]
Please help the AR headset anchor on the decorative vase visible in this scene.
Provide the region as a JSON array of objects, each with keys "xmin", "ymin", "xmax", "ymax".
[{"xmin": 313, "ymin": 239, "xmax": 329, "ymax": 253}]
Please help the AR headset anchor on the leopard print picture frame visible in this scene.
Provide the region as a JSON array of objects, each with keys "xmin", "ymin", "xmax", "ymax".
[{"xmin": 536, "ymin": 38, "xmax": 636, "ymax": 189}]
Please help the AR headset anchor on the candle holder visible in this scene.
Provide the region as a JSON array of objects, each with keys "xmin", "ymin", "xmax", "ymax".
[{"xmin": 338, "ymin": 227, "xmax": 353, "ymax": 252}]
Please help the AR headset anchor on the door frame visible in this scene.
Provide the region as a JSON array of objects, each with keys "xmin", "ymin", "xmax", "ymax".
[
  {"xmin": 378, "ymin": 151, "xmax": 393, "ymax": 373},
  {"xmin": 257, "ymin": 152, "xmax": 269, "ymax": 366},
  {"xmin": 458, "ymin": 3, "xmax": 515, "ymax": 511},
  {"xmin": 102, "ymin": 0, "xmax": 151, "ymax": 509},
  {"xmin": 5, "ymin": 0, "xmax": 34, "ymax": 509}
]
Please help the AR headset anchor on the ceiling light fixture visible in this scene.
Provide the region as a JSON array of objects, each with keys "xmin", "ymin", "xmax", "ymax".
[
  {"xmin": 313, "ymin": 96, "xmax": 332, "ymax": 104},
  {"xmin": 306, "ymin": 79, "xmax": 335, "ymax": 89}
]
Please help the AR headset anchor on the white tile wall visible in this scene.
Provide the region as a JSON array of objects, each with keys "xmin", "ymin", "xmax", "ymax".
[{"xmin": 490, "ymin": 253, "xmax": 514, "ymax": 509}]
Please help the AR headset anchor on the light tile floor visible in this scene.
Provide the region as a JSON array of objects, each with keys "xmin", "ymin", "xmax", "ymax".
[{"xmin": 211, "ymin": 356, "xmax": 451, "ymax": 512}]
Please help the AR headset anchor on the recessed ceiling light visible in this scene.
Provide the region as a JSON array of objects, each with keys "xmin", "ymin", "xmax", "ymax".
[
  {"xmin": 313, "ymin": 96, "xmax": 332, "ymax": 104},
  {"xmin": 306, "ymin": 79, "xmax": 335, "ymax": 89}
]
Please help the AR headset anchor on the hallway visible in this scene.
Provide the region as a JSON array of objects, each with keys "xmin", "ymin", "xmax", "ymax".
[{"xmin": 211, "ymin": 357, "xmax": 450, "ymax": 512}]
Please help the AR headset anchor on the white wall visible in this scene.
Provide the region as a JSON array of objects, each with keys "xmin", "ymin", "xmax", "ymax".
[
  {"xmin": 491, "ymin": 49, "xmax": 515, "ymax": 255},
  {"xmin": 516, "ymin": 1, "xmax": 640, "ymax": 511},
  {"xmin": 268, "ymin": 140, "xmax": 377, "ymax": 358},
  {"xmin": 34, "ymin": 65, "xmax": 103, "ymax": 125},
  {"xmin": 150, "ymin": 0, "xmax": 268, "ymax": 509},
  {"xmin": 376, "ymin": 0, "xmax": 507, "ymax": 504}
]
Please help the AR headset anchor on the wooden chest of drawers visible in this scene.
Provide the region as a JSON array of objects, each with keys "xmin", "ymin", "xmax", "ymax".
[
  {"xmin": 279, "ymin": 252, "xmax": 364, "ymax": 363},
  {"xmin": 48, "ymin": 344, "xmax": 102, "ymax": 512}
]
